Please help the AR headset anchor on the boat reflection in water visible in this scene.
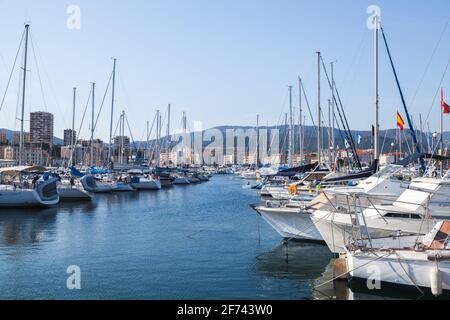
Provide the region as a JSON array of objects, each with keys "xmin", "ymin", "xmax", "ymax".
[
  {"xmin": 0, "ymin": 208, "xmax": 58, "ymax": 246},
  {"xmin": 254, "ymin": 241, "xmax": 333, "ymax": 299},
  {"xmin": 254, "ymin": 241, "xmax": 415, "ymax": 300}
]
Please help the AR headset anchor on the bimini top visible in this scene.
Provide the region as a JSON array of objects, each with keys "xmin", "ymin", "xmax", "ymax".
[{"xmin": 0, "ymin": 166, "xmax": 48, "ymax": 177}]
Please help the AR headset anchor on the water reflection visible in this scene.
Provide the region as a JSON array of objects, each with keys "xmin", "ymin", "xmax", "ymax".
[
  {"xmin": 254, "ymin": 241, "xmax": 334, "ymax": 298},
  {"xmin": 255, "ymin": 241, "xmax": 332, "ymax": 278},
  {"xmin": 0, "ymin": 208, "xmax": 58, "ymax": 246}
]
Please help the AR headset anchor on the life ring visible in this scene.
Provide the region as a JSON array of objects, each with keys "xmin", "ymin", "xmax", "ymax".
[{"xmin": 288, "ymin": 184, "xmax": 298, "ymax": 195}]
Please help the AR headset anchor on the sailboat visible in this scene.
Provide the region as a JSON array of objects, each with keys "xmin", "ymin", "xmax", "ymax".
[
  {"xmin": 345, "ymin": 218, "xmax": 450, "ymax": 296},
  {"xmin": 253, "ymin": 164, "xmax": 409, "ymax": 242},
  {"xmin": 0, "ymin": 25, "xmax": 59, "ymax": 207},
  {"xmin": 0, "ymin": 166, "xmax": 59, "ymax": 207},
  {"xmin": 128, "ymin": 169, "xmax": 161, "ymax": 190}
]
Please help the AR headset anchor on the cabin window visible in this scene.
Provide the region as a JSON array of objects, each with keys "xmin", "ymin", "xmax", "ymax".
[{"xmin": 384, "ymin": 212, "xmax": 421, "ymax": 219}]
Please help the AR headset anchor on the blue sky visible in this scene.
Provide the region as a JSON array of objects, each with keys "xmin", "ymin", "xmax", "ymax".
[{"xmin": 0, "ymin": 0, "xmax": 449, "ymax": 142}]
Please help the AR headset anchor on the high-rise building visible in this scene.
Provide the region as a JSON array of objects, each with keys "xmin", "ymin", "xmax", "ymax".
[
  {"xmin": 113, "ymin": 136, "xmax": 130, "ymax": 155},
  {"xmin": 63, "ymin": 129, "xmax": 77, "ymax": 146},
  {"xmin": 30, "ymin": 112, "xmax": 54, "ymax": 146}
]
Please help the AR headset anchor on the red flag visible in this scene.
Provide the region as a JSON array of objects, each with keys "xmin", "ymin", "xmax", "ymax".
[
  {"xmin": 442, "ymin": 88, "xmax": 450, "ymax": 114},
  {"xmin": 396, "ymin": 111, "xmax": 405, "ymax": 131}
]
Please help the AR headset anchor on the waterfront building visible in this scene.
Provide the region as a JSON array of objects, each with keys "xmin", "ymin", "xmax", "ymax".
[
  {"xmin": 30, "ymin": 111, "xmax": 54, "ymax": 146},
  {"xmin": 63, "ymin": 129, "xmax": 77, "ymax": 146}
]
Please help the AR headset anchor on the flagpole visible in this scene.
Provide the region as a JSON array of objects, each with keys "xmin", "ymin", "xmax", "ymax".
[{"xmin": 441, "ymin": 88, "xmax": 444, "ymax": 175}]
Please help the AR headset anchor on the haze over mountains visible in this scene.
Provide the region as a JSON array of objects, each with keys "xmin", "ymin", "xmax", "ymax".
[{"xmin": 0, "ymin": 125, "xmax": 440, "ymax": 154}]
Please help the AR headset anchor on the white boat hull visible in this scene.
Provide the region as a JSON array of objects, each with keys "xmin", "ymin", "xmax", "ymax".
[
  {"xmin": 0, "ymin": 178, "xmax": 59, "ymax": 207},
  {"xmin": 347, "ymin": 248, "xmax": 450, "ymax": 293},
  {"xmin": 173, "ymin": 177, "xmax": 190, "ymax": 185},
  {"xmin": 131, "ymin": 180, "xmax": 161, "ymax": 190},
  {"xmin": 114, "ymin": 183, "xmax": 135, "ymax": 192},
  {"xmin": 311, "ymin": 210, "xmax": 439, "ymax": 254},
  {"xmin": 81, "ymin": 175, "xmax": 117, "ymax": 193},
  {"xmin": 256, "ymin": 206, "xmax": 323, "ymax": 241},
  {"xmin": 58, "ymin": 187, "xmax": 92, "ymax": 201}
]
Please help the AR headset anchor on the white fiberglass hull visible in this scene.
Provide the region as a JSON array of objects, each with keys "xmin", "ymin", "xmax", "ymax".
[
  {"xmin": 256, "ymin": 206, "xmax": 323, "ymax": 241},
  {"xmin": 114, "ymin": 183, "xmax": 135, "ymax": 192},
  {"xmin": 0, "ymin": 185, "xmax": 59, "ymax": 207},
  {"xmin": 241, "ymin": 172, "xmax": 259, "ymax": 180},
  {"xmin": 131, "ymin": 180, "xmax": 161, "ymax": 190},
  {"xmin": 347, "ymin": 247, "xmax": 450, "ymax": 293},
  {"xmin": 311, "ymin": 210, "xmax": 438, "ymax": 254},
  {"xmin": 58, "ymin": 187, "xmax": 92, "ymax": 201},
  {"xmin": 81, "ymin": 175, "xmax": 117, "ymax": 193},
  {"xmin": 173, "ymin": 177, "xmax": 190, "ymax": 185}
]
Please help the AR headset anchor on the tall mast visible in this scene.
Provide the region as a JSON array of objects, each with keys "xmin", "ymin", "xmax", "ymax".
[
  {"xmin": 256, "ymin": 114, "xmax": 259, "ymax": 167},
  {"xmin": 120, "ymin": 110, "xmax": 125, "ymax": 164},
  {"xmin": 284, "ymin": 113, "xmax": 288, "ymax": 164},
  {"xmin": 299, "ymin": 77, "xmax": 303, "ymax": 163},
  {"xmin": 71, "ymin": 87, "xmax": 76, "ymax": 166},
  {"xmin": 90, "ymin": 82, "xmax": 95, "ymax": 167},
  {"xmin": 317, "ymin": 51, "xmax": 322, "ymax": 165},
  {"xmin": 330, "ymin": 62, "xmax": 336, "ymax": 165},
  {"xmin": 373, "ymin": 14, "xmax": 380, "ymax": 163},
  {"xmin": 288, "ymin": 85, "xmax": 293, "ymax": 167},
  {"xmin": 108, "ymin": 58, "xmax": 117, "ymax": 163},
  {"xmin": 156, "ymin": 109, "xmax": 160, "ymax": 167},
  {"xmin": 19, "ymin": 24, "xmax": 30, "ymax": 166},
  {"xmin": 167, "ymin": 103, "xmax": 171, "ymax": 151},
  {"xmin": 419, "ymin": 113, "xmax": 423, "ymax": 150},
  {"xmin": 146, "ymin": 120, "xmax": 149, "ymax": 165},
  {"xmin": 182, "ymin": 112, "xmax": 186, "ymax": 167},
  {"xmin": 328, "ymin": 99, "xmax": 332, "ymax": 164}
]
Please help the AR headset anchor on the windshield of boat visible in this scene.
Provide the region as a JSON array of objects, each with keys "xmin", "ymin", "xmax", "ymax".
[{"xmin": 371, "ymin": 165, "xmax": 403, "ymax": 178}]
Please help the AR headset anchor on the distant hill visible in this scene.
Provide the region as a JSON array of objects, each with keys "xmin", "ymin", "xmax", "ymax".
[
  {"xmin": 0, "ymin": 125, "xmax": 436, "ymax": 154},
  {"xmin": 131, "ymin": 124, "xmax": 437, "ymax": 154}
]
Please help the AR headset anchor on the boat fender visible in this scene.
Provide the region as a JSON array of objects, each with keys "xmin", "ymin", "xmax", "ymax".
[
  {"xmin": 430, "ymin": 265, "xmax": 443, "ymax": 297},
  {"xmin": 333, "ymin": 257, "xmax": 348, "ymax": 281},
  {"xmin": 288, "ymin": 184, "xmax": 298, "ymax": 196}
]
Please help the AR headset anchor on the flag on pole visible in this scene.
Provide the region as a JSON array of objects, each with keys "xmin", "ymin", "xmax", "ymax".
[
  {"xmin": 344, "ymin": 139, "xmax": 350, "ymax": 149},
  {"xmin": 441, "ymin": 88, "xmax": 450, "ymax": 114},
  {"xmin": 396, "ymin": 111, "xmax": 405, "ymax": 131}
]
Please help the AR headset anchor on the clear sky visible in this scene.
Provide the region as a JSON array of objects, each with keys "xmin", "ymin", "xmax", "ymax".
[{"xmin": 0, "ymin": 0, "xmax": 449, "ymax": 142}]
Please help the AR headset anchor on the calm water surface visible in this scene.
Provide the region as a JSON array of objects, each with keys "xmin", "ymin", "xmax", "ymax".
[{"xmin": 0, "ymin": 175, "xmax": 405, "ymax": 300}]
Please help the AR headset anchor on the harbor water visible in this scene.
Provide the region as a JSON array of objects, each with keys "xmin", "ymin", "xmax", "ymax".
[{"xmin": 0, "ymin": 175, "xmax": 410, "ymax": 300}]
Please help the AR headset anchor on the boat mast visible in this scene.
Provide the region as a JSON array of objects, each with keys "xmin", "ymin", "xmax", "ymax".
[
  {"xmin": 288, "ymin": 85, "xmax": 293, "ymax": 167},
  {"xmin": 317, "ymin": 51, "xmax": 322, "ymax": 165},
  {"xmin": 167, "ymin": 103, "xmax": 171, "ymax": 158},
  {"xmin": 90, "ymin": 82, "xmax": 95, "ymax": 167},
  {"xmin": 373, "ymin": 14, "xmax": 380, "ymax": 164},
  {"xmin": 71, "ymin": 87, "xmax": 76, "ymax": 167},
  {"xmin": 256, "ymin": 114, "xmax": 259, "ymax": 168},
  {"xmin": 108, "ymin": 58, "xmax": 117, "ymax": 163},
  {"xmin": 146, "ymin": 120, "xmax": 149, "ymax": 165},
  {"xmin": 19, "ymin": 24, "xmax": 30, "ymax": 166},
  {"xmin": 440, "ymin": 95, "xmax": 444, "ymax": 174},
  {"xmin": 182, "ymin": 111, "xmax": 187, "ymax": 167},
  {"xmin": 298, "ymin": 77, "xmax": 303, "ymax": 164},
  {"xmin": 156, "ymin": 109, "xmax": 160, "ymax": 167},
  {"xmin": 120, "ymin": 111, "xmax": 125, "ymax": 164},
  {"xmin": 328, "ymin": 98, "xmax": 332, "ymax": 164},
  {"xmin": 330, "ymin": 62, "xmax": 336, "ymax": 166}
]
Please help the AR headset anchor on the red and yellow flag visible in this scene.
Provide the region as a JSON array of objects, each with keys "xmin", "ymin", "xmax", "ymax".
[{"xmin": 397, "ymin": 111, "xmax": 405, "ymax": 131}]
